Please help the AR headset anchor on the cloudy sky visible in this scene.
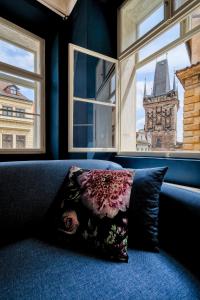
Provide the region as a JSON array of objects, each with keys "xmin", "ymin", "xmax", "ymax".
[
  {"xmin": 0, "ymin": 39, "xmax": 35, "ymax": 101},
  {"xmin": 136, "ymin": 25, "xmax": 191, "ymax": 142}
]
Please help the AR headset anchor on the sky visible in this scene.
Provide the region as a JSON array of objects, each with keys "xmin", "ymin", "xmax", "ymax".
[{"xmin": 0, "ymin": 39, "xmax": 35, "ymax": 101}]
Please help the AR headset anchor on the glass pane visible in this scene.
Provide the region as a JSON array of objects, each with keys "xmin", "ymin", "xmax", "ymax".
[
  {"xmin": 182, "ymin": 6, "xmax": 200, "ymax": 34},
  {"xmin": 0, "ymin": 39, "xmax": 35, "ymax": 72},
  {"xmin": 119, "ymin": 0, "xmax": 164, "ymax": 53},
  {"xmin": 0, "ymin": 19, "xmax": 41, "ymax": 74},
  {"xmin": 0, "ymin": 77, "xmax": 41, "ymax": 149},
  {"xmin": 73, "ymin": 101, "xmax": 115, "ymax": 148},
  {"xmin": 174, "ymin": 0, "xmax": 189, "ymax": 11},
  {"xmin": 138, "ymin": 24, "xmax": 180, "ymax": 61},
  {"xmin": 138, "ymin": 4, "xmax": 164, "ymax": 38},
  {"xmin": 135, "ymin": 31, "xmax": 200, "ymax": 152},
  {"xmin": 74, "ymin": 51, "xmax": 116, "ymax": 104},
  {"xmin": 16, "ymin": 135, "xmax": 26, "ymax": 149}
]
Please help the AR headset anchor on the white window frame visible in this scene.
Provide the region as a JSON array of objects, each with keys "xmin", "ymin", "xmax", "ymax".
[
  {"xmin": 68, "ymin": 43, "xmax": 119, "ymax": 152},
  {"xmin": 136, "ymin": 3, "xmax": 165, "ymax": 40},
  {"xmin": 0, "ymin": 17, "xmax": 45, "ymax": 154},
  {"xmin": 118, "ymin": 0, "xmax": 200, "ymax": 158}
]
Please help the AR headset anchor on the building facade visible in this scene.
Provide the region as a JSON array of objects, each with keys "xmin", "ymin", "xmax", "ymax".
[
  {"xmin": 176, "ymin": 9, "xmax": 200, "ymax": 151},
  {"xmin": 0, "ymin": 81, "xmax": 34, "ymax": 149},
  {"xmin": 143, "ymin": 59, "xmax": 179, "ymax": 151},
  {"xmin": 136, "ymin": 129, "xmax": 151, "ymax": 152}
]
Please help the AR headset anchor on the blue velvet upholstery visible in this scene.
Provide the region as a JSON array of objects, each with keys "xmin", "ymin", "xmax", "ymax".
[
  {"xmin": 159, "ymin": 183, "xmax": 200, "ymax": 278},
  {"xmin": 0, "ymin": 238, "xmax": 200, "ymax": 300},
  {"xmin": 0, "ymin": 160, "xmax": 122, "ymax": 245},
  {"xmin": 0, "ymin": 160, "xmax": 200, "ymax": 299}
]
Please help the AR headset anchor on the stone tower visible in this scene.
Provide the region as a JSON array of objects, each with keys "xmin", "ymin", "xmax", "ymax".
[{"xmin": 143, "ymin": 59, "xmax": 179, "ymax": 151}]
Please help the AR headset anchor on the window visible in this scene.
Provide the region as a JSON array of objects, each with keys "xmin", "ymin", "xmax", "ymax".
[
  {"xmin": 68, "ymin": 44, "xmax": 118, "ymax": 152},
  {"xmin": 118, "ymin": 0, "xmax": 165, "ymax": 53},
  {"xmin": 173, "ymin": 0, "xmax": 189, "ymax": 11},
  {"xmin": 138, "ymin": 23, "xmax": 180, "ymax": 62},
  {"xmin": 16, "ymin": 135, "xmax": 26, "ymax": 149},
  {"xmin": 2, "ymin": 134, "xmax": 13, "ymax": 148},
  {"xmin": 0, "ymin": 17, "xmax": 45, "ymax": 152},
  {"xmin": 16, "ymin": 108, "xmax": 25, "ymax": 118},
  {"xmin": 137, "ymin": 4, "xmax": 164, "ymax": 39},
  {"xmin": 119, "ymin": 2, "xmax": 200, "ymax": 157},
  {"xmin": 68, "ymin": 1, "xmax": 199, "ymax": 157},
  {"xmin": 2, "ymin": 106, "xmax": 13, "ymax": 116}
]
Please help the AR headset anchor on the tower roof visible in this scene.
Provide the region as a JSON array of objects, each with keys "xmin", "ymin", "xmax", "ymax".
[{"xmin": 152, "ymin": 59, "xmax": 170, "ymax": 97}]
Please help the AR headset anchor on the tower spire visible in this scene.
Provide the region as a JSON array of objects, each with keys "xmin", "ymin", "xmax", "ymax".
[{"xmin": 152, "ymin": 59, "xmax": 170, "ymax": 96}]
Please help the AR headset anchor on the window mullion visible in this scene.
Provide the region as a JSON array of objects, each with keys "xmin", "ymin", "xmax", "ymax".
[
  {"xmin": 0, "ymin": 61, "xmax": 43, "ymax": 81},
  {"xmin": 0, "ymin": 71, "xmax": 36, "ymax": 89}
]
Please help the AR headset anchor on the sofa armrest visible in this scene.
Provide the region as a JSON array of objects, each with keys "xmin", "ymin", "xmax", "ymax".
[{"xmin": 159, "ymin": 183, "xmax": 200, "ymax": 278}]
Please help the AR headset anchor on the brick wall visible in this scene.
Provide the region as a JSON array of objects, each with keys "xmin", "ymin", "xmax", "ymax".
[{"xmin": 177, "ymin": 63, "xmax": 200, "ymax": 151}]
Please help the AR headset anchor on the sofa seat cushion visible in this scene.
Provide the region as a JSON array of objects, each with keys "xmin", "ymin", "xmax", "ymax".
[{"xmin": 1, "ymin": 239, "xmax": 200, "ymax": 300}]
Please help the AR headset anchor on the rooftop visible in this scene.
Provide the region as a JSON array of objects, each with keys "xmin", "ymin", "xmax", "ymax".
[{"xmin": 0, "ymin": 80, "xmax": 31, "ymax": 102}]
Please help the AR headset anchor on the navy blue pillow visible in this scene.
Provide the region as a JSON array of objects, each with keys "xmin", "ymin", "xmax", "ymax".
[{"xmin": 128, "ymin": 167, "xmax": 168, "ymax": 252}]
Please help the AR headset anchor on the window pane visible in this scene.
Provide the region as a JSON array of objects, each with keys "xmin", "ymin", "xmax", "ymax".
[
  {"xmin": 138, "ymin": 24, "xmax": 180, "ymax": 61},
  {"xmin": 16, "ymin": 135, "xmax": 26, "ymax": 148},
  {"xmin": 0, "ymin": 19, "xmax": 41, "ymax": 74},
  {"xmin": 74, "ymin": 51, "xmax": 116, "ymax": 104},
  {"xmin": 2, "ymin": 134, "xmax": 13, "ymax": 148},
  {"xmin": 174, "ymin": 0, "xmax": 189, "ymax": 11},
  {"xmin": 0, "ymin": 39, "xmax": 35, "ymax": 72},
  {"xmin": 73, "ymin": 101, "xmax": 115, "ymax": 148},
  {"xmin": 182, "ymin": 6, "xmax": 200, "ymax": 34},
  {"xmin": 119, "ymin": 0, "xmax": 164, "ymax": 53},
  {"xmin": 0, "ymin": 77, "xmax": 41, "ymax": 149},
  {"xmin": 138, "ymin": 4, "xmax": 164, "ymax": 38},
  {"xmin": 135, "ymin": 31, "xmax": 200, "ymax": 152}
]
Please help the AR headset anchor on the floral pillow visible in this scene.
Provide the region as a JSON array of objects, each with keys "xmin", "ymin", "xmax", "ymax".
[{"xmin": 56, "ymin": 167, "xmax": 134, "ymax": 262}]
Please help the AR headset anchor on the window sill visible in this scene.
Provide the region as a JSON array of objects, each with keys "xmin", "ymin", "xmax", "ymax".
[
  {"xmin": 117, "ymin": 151, "xmax": 200, "ymax": 159},
  {"xmin": 0, "ymin": 149, "xmax": 46, "ymax": 155}
]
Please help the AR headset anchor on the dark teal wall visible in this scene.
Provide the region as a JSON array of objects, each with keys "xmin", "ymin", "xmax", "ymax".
[
  {"xmin": 0, "ymin": 0, "xmax": 118, "ymax": 161},
  {"xmin": 58, "ymin": 0, "xmax": 118, "ymax": 159}
]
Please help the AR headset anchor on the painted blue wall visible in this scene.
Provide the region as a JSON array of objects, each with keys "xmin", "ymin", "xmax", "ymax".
[
  {"xmin": 58, "ymin": 0, "xmax": 118, "ymax": 159},
  {"xmin": 113, "ymin": 156, "xmax": 200, "ymax": 188}
]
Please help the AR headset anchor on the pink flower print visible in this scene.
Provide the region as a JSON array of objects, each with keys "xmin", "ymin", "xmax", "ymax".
[{"xmin": 77, "ymin": 170, "xmax": 134, "ymax": 218}]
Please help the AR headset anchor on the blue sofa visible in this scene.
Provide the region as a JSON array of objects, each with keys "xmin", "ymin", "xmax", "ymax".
[{"xmin": 0, "ymin": 160, "xmax": 200, "ymax": 300}]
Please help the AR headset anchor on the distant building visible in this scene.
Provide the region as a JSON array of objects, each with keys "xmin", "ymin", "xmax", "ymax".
[
  {"xmin": 143, "ymin": 59, "xmax": 179, "ymax": 151},
  {"xmin": 136, "ymin": 129, "xmax": 151, "ymax": 151},
  {"xmin": 0, "ymin": 81, "xmax": 34, "ymax": 149},
  {"xmin": 176, "ymin": 9, "xmax": 200, "ymax": 151}
]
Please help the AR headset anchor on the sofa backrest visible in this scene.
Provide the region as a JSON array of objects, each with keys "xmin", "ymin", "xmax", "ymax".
[
  {"xmin": 0, "ymin": 159, "xmax": 122, "ymax": 245},
  {"xmin": 159, "ymin": 183, "xmax": 200, "ymax": 278}
]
